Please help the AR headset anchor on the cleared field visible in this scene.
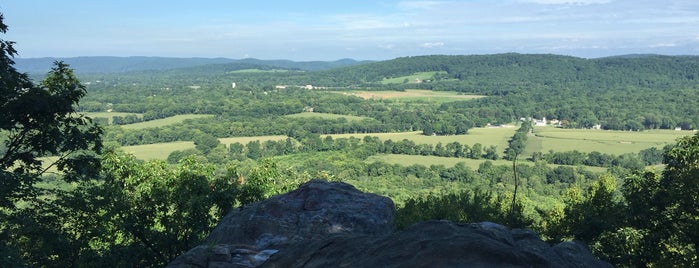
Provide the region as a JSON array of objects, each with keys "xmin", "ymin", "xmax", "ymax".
[
  {"xmin": 121, "ymin": 114, "xmax": 214, "ymax": 130},
  {"xmin": 284, "ymin": 112, "xmax": 372, "ymax": 121},
  {"xmin": 526, "ymin": 127, "xmax": 693, "ymax": 155},
  {"xmin": 327, "ymin": 127, "xmax": 516, "ymax": 149},
  {"xmin": 228, "ymin": 69, "xmax": 291, "ymax": 73},
  {"xmin": 83, "ymin": 112, "xmax": 143, "ymax": 124},
  {"xmin": 367, "ymin": 154, "xmax": 607, "ymax": 173},
  {"xmin": 339, "ymin": 89, "xmax": 485, "ymax": 102},
  {"xmin": 122, "ymin": 141, "xmax": 195, "ymax": 160},
  {"xmin": 219, "ymin": 135, "xmax": 289, "ymax": 145},
  {"xmin": 380, "ymin": 71, "xmax": 447, "ymax": 84}
]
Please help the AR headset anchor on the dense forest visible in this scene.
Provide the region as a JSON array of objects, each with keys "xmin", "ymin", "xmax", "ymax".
[{"xmin": 2, "ymin": 12, "xmax": 699, "ymax": 267}]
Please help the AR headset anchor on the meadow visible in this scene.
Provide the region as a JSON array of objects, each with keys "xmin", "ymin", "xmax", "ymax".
[
  {"xmin": 380, "ymin": 71, "xmax": 447, "ymax": 84},
  {"xmin": 114, "ymin": 125, "xmax": 691, "ymax": 164},
  {"xmin": 120, "ymin": 114, "xmax": 215, "ymax": 130},
  {"xmin": 121, "ymin": 141, "xmax": 195, "ymax": 160},
  {"xmin": 83, "ymin": 112, "xmax": 143, "ymax": 124},
  {"xmin": 327, "ymin": 126, "xmax": 517, "ymax": 150},
  {"xmin": 525, "ymin": 126, "xmax": 693, "ymax": 155},
  {"xmin": 335, "ymin": 89, "xmax": 485, "ymax": 103},
  {"xmin": 284, "ymin": 112, "xmax": 371, "ymax": 121},
  {"xmin": 228, "ymin": 69, "xmax": 291, "ymax": 73}
]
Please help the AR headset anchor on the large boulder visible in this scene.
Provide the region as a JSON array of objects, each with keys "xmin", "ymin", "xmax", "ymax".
[
  {"xmin": 169, "ymin": 180, "xmax": 611, "ymax": 268},
  {"xmin": 263, "ymin": 220, "xmax": 612, "ymax": 268},
  {"xmin": 167, "ymin": 179, "xmax": 395, "ymax": 268}
]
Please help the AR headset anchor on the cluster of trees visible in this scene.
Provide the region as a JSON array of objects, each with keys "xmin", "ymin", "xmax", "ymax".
[{"xmin": 395, "ymin": 134, "xmax": 699, "ymax": 266}]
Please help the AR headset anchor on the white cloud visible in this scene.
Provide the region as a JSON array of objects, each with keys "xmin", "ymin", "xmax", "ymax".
[
  {"xmin": 518, "ymin": 0, "xmax": 612, "ymax": 5},
  {"xmin": 420, "ymin": 42, "xmax": 444, "ymax": 48},
  {"xmin": 398, "ymin": 1, "xmax": 450, "ymax": 10},
  {"xmin": 650, "ymin": 42, "xmax": 678, "ymax": 48}
]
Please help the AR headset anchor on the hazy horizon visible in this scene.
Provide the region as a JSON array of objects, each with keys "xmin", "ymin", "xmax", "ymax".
[{"xmin": 2, "ymin": 0, "xmax": 698, "ymax": 61}]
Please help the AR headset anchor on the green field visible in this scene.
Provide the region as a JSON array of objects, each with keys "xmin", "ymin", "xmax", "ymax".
[
  {"xmin": 121, "ymin": 141, "xmax": 195, "ymax": 160},
  {"xmin": 228, "ymin": 69, "xmax": 292, "ymax": 73},
  {"xmin": 219, "ymin": 135, "xmax": 289, "ymax": 145},
  {"xmin": 526, "ymin": 127, "xmax": 693, "ymax": 155},
  {"xmin": 115, "ymin": 126, "xmax": 694, "ymax": 162},
  {"xmin": 284, "ymin": 112, "xmax": 372, "ymax": 121},
  {"xmin": 380, "ymin": 71, "xmax": 447, "ymax": 84},
  {"xmin": 83, "ymin": 112, "xmax": 143, "ymax": 124},
  {"xmin": 120, "ymin": 114, "xmax": 214, "ymax": 130},
  {"xmin": 327, "ymin": 127, "xmax": 516, "ymax": 150},
  {"xmin": 367, "ymin": 154, "xmax": 607, "ymax": 173},
  {"xmin": 338, "ymin": 89, "xmax": 485, "ymax": 104}
]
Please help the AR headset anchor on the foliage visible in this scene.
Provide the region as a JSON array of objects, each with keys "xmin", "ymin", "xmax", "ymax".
[
  {"xmin": 1, "ymin": 14, "xmax": 102, "ymax": 266},
  {"xmin": 395, "ymin": 189, "xmax": 532, "ymax": 230}
]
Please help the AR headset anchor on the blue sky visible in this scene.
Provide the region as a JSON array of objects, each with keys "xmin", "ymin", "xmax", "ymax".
[{"xmin": 1, "ymin": 0, "xmax": 698, "ymax": 60}]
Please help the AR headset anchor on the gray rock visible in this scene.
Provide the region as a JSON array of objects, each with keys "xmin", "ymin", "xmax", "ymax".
[
  {"xmin": 263, "ymin": 220, "xmax": 612, "ymax": 268},
  {"xmin": 169, "ymin": 180, "xmax": 611, "ymax": 268},
  {"xmin": 167, "ymin": 179, "xmax": 395, "ymax": 268}
]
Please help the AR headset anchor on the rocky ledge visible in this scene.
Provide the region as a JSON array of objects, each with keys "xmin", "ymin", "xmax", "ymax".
[{"xmin": 168, "ymin": 180, "xmax": 611, "ymax": 268}]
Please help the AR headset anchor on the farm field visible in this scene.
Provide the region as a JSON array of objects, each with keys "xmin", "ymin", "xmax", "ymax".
[
  {"xmin": 284, "ymin": 112, "xmax": 372, "ymax": 121},
  {"xmin": 83, "ymin": 112, "xmax": 143, "ymax": 124},
  {"xmin": 336, "ymin": 89, "xmax": 485, "ymax": 103},
  {"xmin": 228, "ymin": 69, "xmax": 291, "ymax": 73},
  {"xmin": 121, "ymin": 141, "xmax": 195, "ymax": 160},
  {"xmin": 367, "ymin": 154, "xmax": 607, "ymax": 173},
  {"xmin": 380, "ymin": 71, "xmax": 447, "ymax": 84},
  {"xmin": 526, "ymin": 127, "xmax": 693, "ymax": 155},
  {"xmin": 120, "ymin": 114, "xmax": 214, "ymax": 130},
  {"xmin": 327, "ymin": 127, "xmax": 516, "ymax": 150}
]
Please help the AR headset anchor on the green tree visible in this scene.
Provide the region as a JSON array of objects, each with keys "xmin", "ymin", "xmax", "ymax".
[
  {"xmin": 0, "ymin": 13, "xmax": 102, "ymax": 266},
  {"xmin": 69, "ymin": 151, "xmax": 237, "ymax": 266},
  {"xmin": 653, "ymin": 133, "xmax": 699, "ymax": 265}
]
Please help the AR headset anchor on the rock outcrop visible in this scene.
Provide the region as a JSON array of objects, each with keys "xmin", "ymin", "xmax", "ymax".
[
  {"xmin": 168, "ymin": 180, "xmax": 612, "ymax": 268},
  {"xmin": 167, "ymin": 179, "xmax": 395, "ymax": 268}
]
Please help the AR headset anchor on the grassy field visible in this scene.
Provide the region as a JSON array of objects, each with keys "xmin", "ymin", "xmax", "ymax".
[
  {"xmin": 335, "ymin": 89, "xmax": 485, "ymax": 103},
  {"xmin": 121, "ymin": 141, "xmax": 195, "ymax": 160},
  {"xmin": 380, "ymin": 71, "xmax": 447, "ymax": 84},
  {"xmin": 284, "ymin": 112, "xmax": 372, "ymax": 121},
  {"xmin": 327, "ymin": 126, "xmax": 516, "ymax": 150},
  {"xmin": 228, "ymin": 69, "xmax": 292, "ymax": 73},
  {"xmin": 120, "ymin": 114, "xmax": 214, "ymax": 130},
  {"xmin": 367, "ymin": 154, "xmax": 607, "ymax": 173},
  {"xmin": 219, "ymin": 135, "xmax": 289, "ymax": 145},
  {"xmin": 83, "ymin": 112, "xmax": 143, "ymax": 124},
  {"xmin": 113, "ymin": 126, "xmax": 693, "ymax": 162},
  {"xmin": 526, "ymin": 127, "xmax": 693, "ymax": 155}
]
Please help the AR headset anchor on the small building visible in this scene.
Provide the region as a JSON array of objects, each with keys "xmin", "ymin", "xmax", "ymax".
[
  {"xmin": 533, "ymin": 117, "xmax": 547, "ymax": 126},
  {"xmin": 675, "ymin": 127, "xmax": 683, "ymax": 131}
]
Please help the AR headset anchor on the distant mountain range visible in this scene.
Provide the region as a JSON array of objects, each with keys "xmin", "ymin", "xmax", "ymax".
[{"xmin": 13, "ymin": 56, "xmax": 371, "ymax": 74}]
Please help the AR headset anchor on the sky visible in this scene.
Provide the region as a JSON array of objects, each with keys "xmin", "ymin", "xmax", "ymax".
[{"xmin": 1, "ymin": 0, "xmax": 698, "ymax": 61}]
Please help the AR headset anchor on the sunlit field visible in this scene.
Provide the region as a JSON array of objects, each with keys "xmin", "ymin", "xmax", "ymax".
[{"xmin": 120, "ymin": 114, "xmax": 214, "ymax": 130}]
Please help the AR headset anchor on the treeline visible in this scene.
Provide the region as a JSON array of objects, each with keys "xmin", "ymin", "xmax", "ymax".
[{"xmin": 170, "ymin": 132, "xmax": 664, "ymax": 181}]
